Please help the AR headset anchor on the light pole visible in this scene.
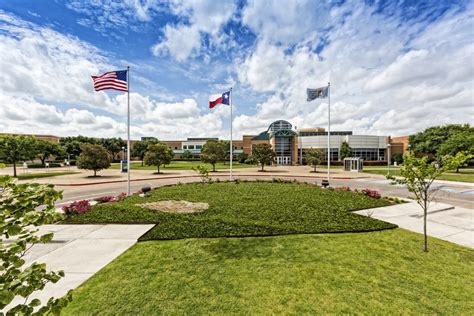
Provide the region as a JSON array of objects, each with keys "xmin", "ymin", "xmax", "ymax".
[{"xmin": 387, "ymin": 144, "xmax": 392, "ymax": 176}]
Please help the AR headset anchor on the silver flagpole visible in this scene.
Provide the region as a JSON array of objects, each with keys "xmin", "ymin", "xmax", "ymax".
[
  {"xmin": 127, "ymin": 66, "xmax": 131, "ymax": 195},
  {"xmin": 327, "ymin": 82, "xmax": 331, "ymax": 181},
  {"xmin": 230, "ymin": 87, "xmax": 233, "ymax": 181}
]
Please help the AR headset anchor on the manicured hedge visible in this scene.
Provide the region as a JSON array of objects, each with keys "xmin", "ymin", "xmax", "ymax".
[
  {"xmin": 64, "ymin": 181, "xmax": 396, "ymax": 240},
  {"xmin": 27, "ymin": 162, "xmax": 62, "ymax": 168}
]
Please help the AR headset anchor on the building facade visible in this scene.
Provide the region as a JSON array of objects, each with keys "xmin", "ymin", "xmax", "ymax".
[{"xmin": 163, "ymin": 120, "xmax": 406, "ymax": 165}]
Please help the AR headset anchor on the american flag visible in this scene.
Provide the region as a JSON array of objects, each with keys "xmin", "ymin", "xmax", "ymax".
[{"xmin": 91, "ymin": 70, "xmax": 128, "ymax": 92}]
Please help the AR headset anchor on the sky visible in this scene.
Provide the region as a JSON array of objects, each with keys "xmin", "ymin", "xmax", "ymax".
[{"xmin": 0, "ymin": 0, "xmax": 472, "ymax": 140}]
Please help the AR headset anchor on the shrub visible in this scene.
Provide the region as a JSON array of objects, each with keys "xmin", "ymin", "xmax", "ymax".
[
  {"xmin": 27, "ymin": 162, "xmax": 61, "ymax": 168},
  {"xmin": 335, "ymin": 186, "xmax": 351, "ymax": 191},
  {"xmin": 62, "ymin": 200, "xmax": 91, "ymax": 216},
  {"xmin": 361, "ymin": 189, "xmax": 381, "ymax": 199},
  {"xmin": 95, "ymin": 195, "xmax": 116, "ymax": 204},
  {"xmin": 116, "ymin": 192, "xmax": 127, "ymax": 201}
]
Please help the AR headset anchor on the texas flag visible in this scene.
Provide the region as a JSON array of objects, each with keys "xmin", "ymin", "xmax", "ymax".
[{"xmin": 209, "ymin": 91, "xmax": 230, "ymax": 109}]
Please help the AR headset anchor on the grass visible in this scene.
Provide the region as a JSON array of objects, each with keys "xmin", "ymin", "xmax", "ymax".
[
  {"xmin": 63, "ymin": 230, "xmax": 474, "ymax": 315},
  {"xmin": 16, "ymin": 171, "xmax": 78, "ymax": 180},
  {"xmin": 363, "ymin": 168, "xmax": 474, "ymax": 183},
  {"xmin": 63, "ymin": 181, "xmax": 395, "ymax": 240},
  {"xmin": 110, "ymin": 160, "xmax": 254, "ymax": 171}
]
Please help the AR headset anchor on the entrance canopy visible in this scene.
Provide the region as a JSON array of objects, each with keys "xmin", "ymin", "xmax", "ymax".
[{"xmin": 343, "ymin": 157, "xmax": 363, "ymax": 172}]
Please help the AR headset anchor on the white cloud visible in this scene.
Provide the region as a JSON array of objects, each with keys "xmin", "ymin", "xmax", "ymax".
[
  {"xmin": 234, "ymin": 1, "xmax": 474, "ymax": 137},
  {"xmin": 151, "ymin": 0, "xmax": 236, "ymax": 61},
  {"xmin": 0, "ymin": 11, "xmax": 231, "ymax": 140},
  {"xmin": 65, "ymin": 0, "xmax": 159, "ymax": 34},
  {"xmin": 241, "ymin": 0, "xmax": 331, "ymax": 45}
]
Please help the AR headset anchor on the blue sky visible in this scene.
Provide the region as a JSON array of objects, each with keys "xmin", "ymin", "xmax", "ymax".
[{"xmin": 0, "ymin": 0, "xmax": 472, "ymax": 140}]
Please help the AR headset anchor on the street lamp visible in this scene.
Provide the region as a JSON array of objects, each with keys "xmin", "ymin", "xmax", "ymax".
[{"xmin": 387, "ymin": 144, "xmax": 392, "ymax": 176}]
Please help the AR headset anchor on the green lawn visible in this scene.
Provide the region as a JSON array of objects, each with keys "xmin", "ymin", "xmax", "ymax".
[
  {"xmin": 64, "ymin": 181, "xmax": 394, "ymax": 240},
  {"xmin": 16, "ymin": 171, "xmax": 78, "ymax": 180},
  {"xmin": 110, "ymin": 160, "xmax": 254, "ymax": 171},
  {"xmin": 63, "ymin": 230, "xmax": 474, "ymax": 315},
  {"xmin": 364, "ymin": 168, "xmax": 474, "ymax": 183}
]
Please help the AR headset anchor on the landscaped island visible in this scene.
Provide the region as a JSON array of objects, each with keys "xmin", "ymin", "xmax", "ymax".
[
  {"xmin": 63, "ymin": 181, "xmax": 396, "ymax": 240},
  {"xmin": 61, "ymin": 181, "xmax": 473, "ymax": 314}
]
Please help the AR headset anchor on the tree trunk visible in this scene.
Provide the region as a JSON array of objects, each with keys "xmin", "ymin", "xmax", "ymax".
[
  {"xmin": 13, "ymin": 161, "xmax": 17, "ymax": 178},
  {"xmin": 94, "ymin": 169, "xmax": 97, "ymax": 177},
  {"xmin": 314, "ymin": 165, "xmax": 317, "ymax": 172},
  {"xmin": 261, "ymin": 164, "xmax": 264, "ymax": 172},
  {"xmin": 212, "ymin": 163, "xmax": 216, "ymax": 172},
  {"xmin": 423, "ymin": 198, "xmax": 428, "ymax": 252},
  {"xmin": 40, "ymin": 157, "xmax": 46, "ymax": 166},
  {"xmin": 141, "ymin": 159, "xmax": 144, "ymax": 167},
  {"xmin": 456, "ymin": 166, "xmax": 459, "ymax": 173},
  {"xmin": 157, "ymin": 165, "xmax": 160, "ymax": 174}
]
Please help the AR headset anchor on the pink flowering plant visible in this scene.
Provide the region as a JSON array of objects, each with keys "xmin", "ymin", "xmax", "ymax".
[
  {"xmin": 116, "ymin": 192, "xmax": 127, "ymax": 201},
  {"xmin": 361, "ymin": 189, "xmax": 381, "ymax": 199},
  {"xmin": 62, "ymin": 200, "xmax": 91, "ymax": 216}
]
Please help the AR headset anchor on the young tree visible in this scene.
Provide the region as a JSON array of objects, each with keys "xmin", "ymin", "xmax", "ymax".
[
  {"xmin": 250, "ymin": 143, "xmax": 275, "ymax": 171},
  {"xmin": 0, "ymin": 176, "xmax": 72, "ymax": 314},
  {"xmin": 387, "ymin": 152, "xmax": 455, "ymax": 252},
  {"xmin": 132, "ymin": 139, "xmax": 160, "ymax": 166},
  {"xmin": 144, "ymin": 143, "xmax": 174, "ymax": 174},
  {"xmin": 201, "ymin": 140, "xmax": 226, "ymax": 172},
  {"xmin": 35, "ymin": 139, "xmax": 63, "ymax": 166},
  {"xmin": 76, "ymin": 144, "xmax": 111, "ymax": 177},
  {"xmin": 181, "ymin": 150, "xmax": 194, "ymax": 160},
  {"xmin": 305, "ymin": 148, "xmax": 325, "ymax": 172},
  {"xmin": 0, "ymin": 135, "xmax": 37, "ymax": 177},
  {"xmin": 339, "ymin": 141, "xmax": 352, "ymax": 160}
]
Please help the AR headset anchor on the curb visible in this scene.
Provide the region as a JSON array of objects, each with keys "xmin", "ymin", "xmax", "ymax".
[{"xmin": 53, "ymin": 174, "xmax": 367, "ymax": 187}]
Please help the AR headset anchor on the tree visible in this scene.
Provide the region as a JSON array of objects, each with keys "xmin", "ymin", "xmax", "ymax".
[
  {"xmin": 409, "ymin": 124, "xmax": 473, "ymax": 157},
  {"xmin": 0, "ymin": 176, "xmax": 72, "ymax": 314},
  {"xmin": 238, "ymin": 152, "xmax": 249, "ymax": 163},
  {"xmin": 339, "ymin": 141, "xmax": 352, "ymax": 160},
  {"xmin": 0, "ymin": 135, "xmax": 37, "ymax": 177},
  {"xmin": 305, "ymin": 148, "xmax": 325, "ymax": 172},
  {"xmin": 201, "ymin": 140, "xmax": 226, "ymax": 172},
  {"xmin": 35, "ymin": 139, "xmax": 63, "ymax": 166},
  {"xmin": 76, "ymin": 144, "xmax": 111, "ymax": 177},
  {"xmin": 387, "ymin": 152, "xmax": 455, "ymax": 252},
  {"xmin": 438, "ymin": 131, "xmax": 474, "ymax": 166},
  {"xmin": 447, "ymin": 151, "xmax": 474, "ymax": 173},
  {"xmin": 100, "ymin": 138, "xmax": 126, "ymax": 160},
  {"xmin": 132, "ymin": 139, "xmax": 160, "ymax": 166},
  {"xmin": 144, "ymin": 143, "xmax": 173, "ymax": 174},
  {"xmin": 250, "ymin": 143, "xmax": 275, "ymax": 171},
  {"xmin": 181, "ymin": 150, "xmax": 194, "ymax": 160},
  {"xmin": 59, "ymin": 136, "xmax": 97, "ymax": 159}
]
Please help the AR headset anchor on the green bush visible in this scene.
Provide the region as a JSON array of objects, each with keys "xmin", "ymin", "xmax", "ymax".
[{"xmin": 27, "ymin": 162, "xmax": 61, "ymax": 168}]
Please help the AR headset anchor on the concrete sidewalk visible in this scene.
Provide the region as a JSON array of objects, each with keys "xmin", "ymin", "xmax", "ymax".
[
  {"xmin": 4, "ymin": 224, "xmax": 154, "ymax": 311},
  {"xmin": 354, "ymin": 202, "xmax": 473, "ymax": 248}
]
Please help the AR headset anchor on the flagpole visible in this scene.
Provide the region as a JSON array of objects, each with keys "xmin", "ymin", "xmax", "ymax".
[
  {"xmin": 127, "ymin": 66, "xmax": 131, "ymax": 195},
  {"xmin": 230, "ymin": 87, "xmax": 233, "ymax": 181},
  {"xmin": 327, "ymin": 81, "xmax": 331, "ymax": 182}
]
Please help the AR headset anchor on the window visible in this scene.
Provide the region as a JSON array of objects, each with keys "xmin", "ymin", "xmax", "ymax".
[
  {"xmin": 196, "ymin": 145, "xmax": 202, "ymax": 149},
  {"xmin": 174, "ymin": 147, "xmax": 177, "ymax": 150},
  {"xmin": 183, "ymin": 145, "xmax": 187, "ymax": 149},
  {"xmin": 188, "ymin": 145, "xmax": 195, "ymax": 150},
  {"xmin": 350, "ymin": 148, "xmax": 381, "ymax": 161}
]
